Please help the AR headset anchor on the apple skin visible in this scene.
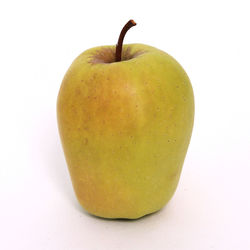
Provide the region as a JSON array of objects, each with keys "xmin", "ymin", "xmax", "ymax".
[{"xmin": 57, "ymin": 44, "xmax": 194, "ymax": 219}]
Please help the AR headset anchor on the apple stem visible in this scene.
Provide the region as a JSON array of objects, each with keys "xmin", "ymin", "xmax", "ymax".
[{"xmin": 115, "ymin": 19, "xmax": 136, "ymax": 62}]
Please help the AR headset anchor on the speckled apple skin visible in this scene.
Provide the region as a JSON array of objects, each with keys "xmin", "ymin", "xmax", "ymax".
[{"xmin": 57, "ymin": 44, "xmax": 194, "ymax": 219}]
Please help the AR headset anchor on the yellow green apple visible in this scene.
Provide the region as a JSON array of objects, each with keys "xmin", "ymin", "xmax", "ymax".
[{"xmin": 57, "ymin": 20, "xmax": 194, "ymax": 219}]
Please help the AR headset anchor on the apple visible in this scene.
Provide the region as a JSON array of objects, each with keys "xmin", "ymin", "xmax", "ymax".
[{"xmin": 57, "ymin": 20, "xmax": 194, "ymax": 219}]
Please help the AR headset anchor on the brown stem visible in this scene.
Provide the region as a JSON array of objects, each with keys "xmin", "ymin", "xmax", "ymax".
[{"xmin": 115, "ymin": 19, "xmax": 136, "ymax": 62}]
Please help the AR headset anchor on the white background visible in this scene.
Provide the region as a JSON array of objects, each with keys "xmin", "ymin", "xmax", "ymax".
[{"xmin": 0, "ymin": 0, "xmax": 250, "ymax": 249}]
